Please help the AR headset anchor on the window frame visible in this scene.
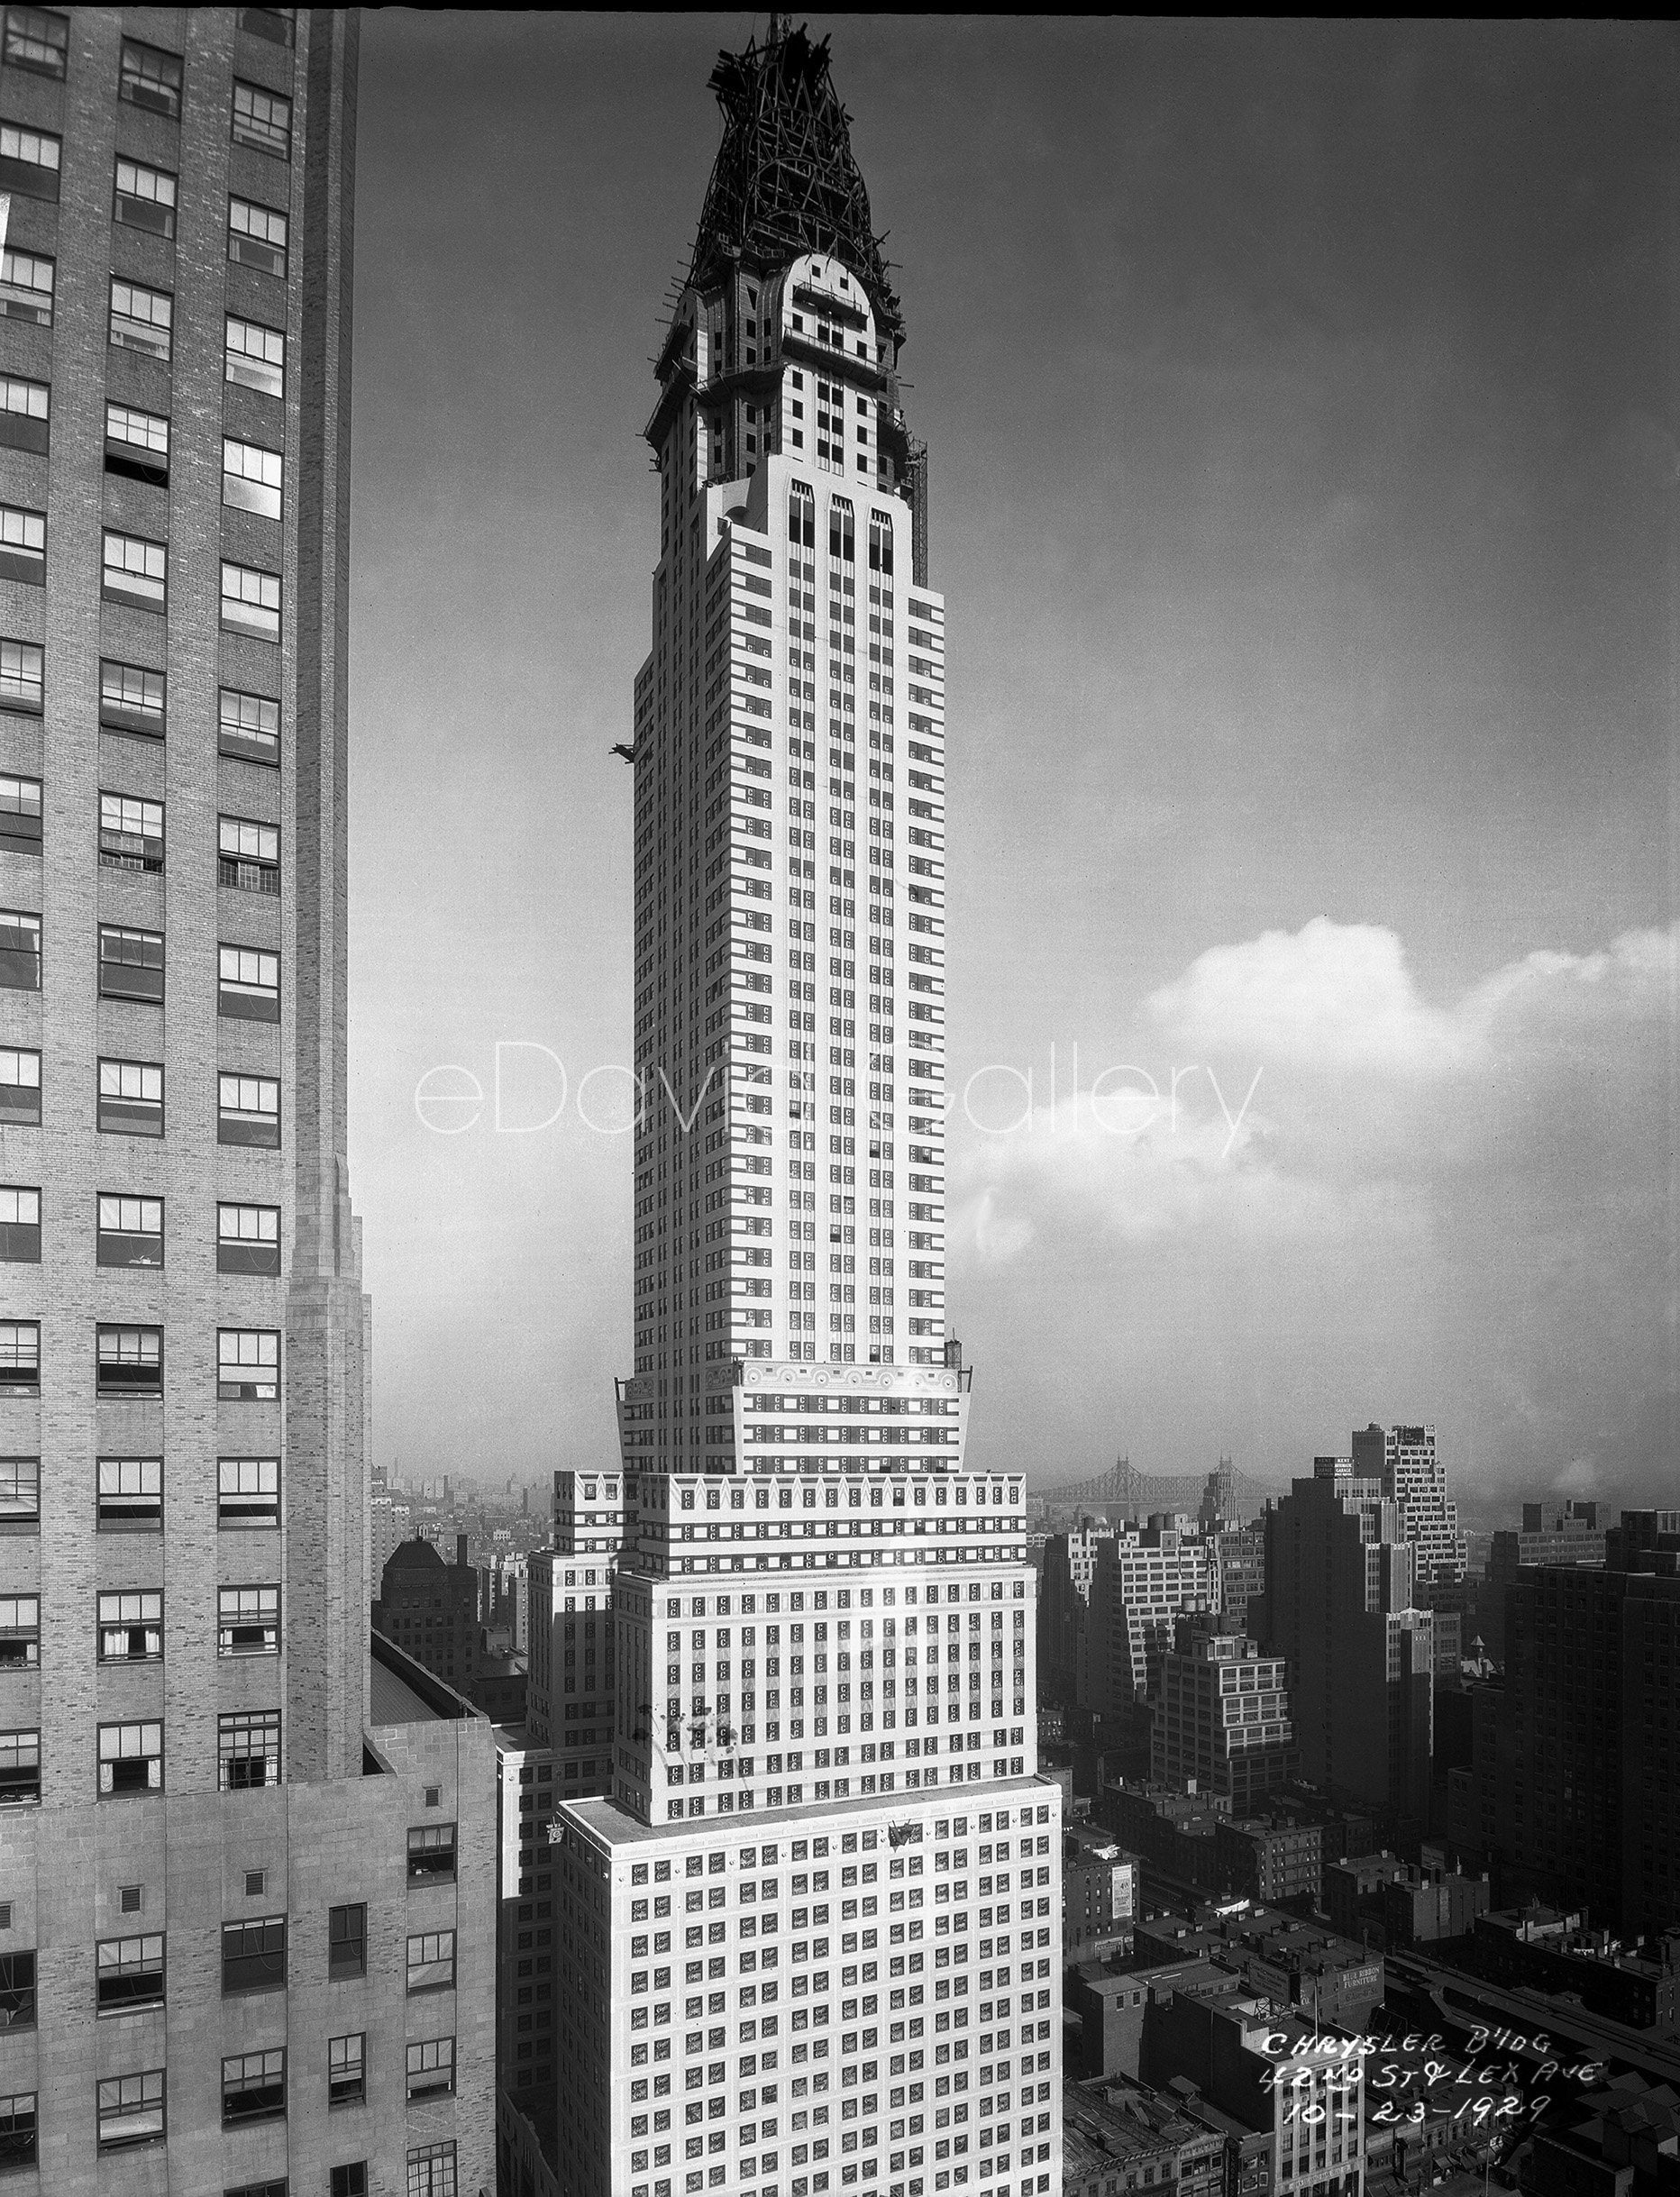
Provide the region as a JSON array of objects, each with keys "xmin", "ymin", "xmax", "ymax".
[
  {"xmin": 0, "ymin": 1596, "xmax": 37, "ymax": 1671},
  {"xmin": 407, "ymin": 1821, "xmax": 458, "ymax": 1884},
  {"xmin": 328, "ymin": 1901, "xmax": 367, "ymax": 1980},
  {"xmin": 96, "ymin": 1931, "xmax": 165, "ymax": 2015},
  {"xmin": 0, "ymin": 248, "xmax": 54, "ymax": 327},
  {"xmin": 217, "ymin": 1071, "xmax": 280, "ymax": 1148},
  {"xmin": 406, "ymin": 2036, "xmax": 456, "ymax": 2104},
  {"xmin": 218, "ymin": 1454, "xmax": 279, "ymax": 1527},
  {"xmin": 104, "ymin": 403, "xmax": 169, "ymax": 488},
  {"xmin": 0, "ymin": 1184, "xmax": 40, "ymax": 1262},
  {"xmin": 0, "ymin": 1948, "xmax": 34, "ymax": 2030},
  {"xmin": 329, "ymin": 2031, "xmax": 366, "ymax": 2108},
  {"xmin": 224, "ymin": 315, "xmax": 286, "ymax": 397},
  {"xmin": 99, "ymin": 657, "xmax": 166, "ymax": 735},
  {"xmin": 0, "ymin": 120, "xmax": 59, "ymax": 201},
  {"xmin": 0, "ymin": 1455, "xmax": 38, "ymax": 1531},
  {"xmin": 219, "ymin": 686, "xmax": 281, "ymax": 764},
  {"xmin": 0, "ymin": 377, "xmax": 49, "ymax": 456},
  {"xmin": 217, "ymin": 1582, "xmax": 279, "ymax": 1657},
  {"xmin": 96, "ymin": 1191, "xmax": 163, "ymax": 1268},
  {"xmin": 98, "ymin": 1058, "xmax": 163, "ymax": 1138},
  {"xmin": 1, "ymin": 8, "xmax": 68, "ymax": 79},
  {"xmin": 96, "ymin": 1323, "xmax": 162, "ymax": 1399},
  {"xmin": 218, "ymin": 815, "xmax": 281, "ymax": 895},
  {"xmin": 118, "ymin": 36, "xmax": 182, "ymax": 118},
  {"xmin": 101, "ymin": 527, "xmax": 169, "ymax": 611},
  {"xmin": 97, "ymin": 1718, "xmax": 163, "ymax": 1797},
  {"xmin": 98, "ymin": 792, "xmax": 165, "ymax": 874},
  {"xmin": 98, "ymin": 924, "xmax": 164, "ymax": 1005},
  {"xmin": 0, "ymin": 1046, "xmax": 40, "ymax": 1126},
  {"xmin": 0, "ymin": 910, "xmax": 41, "ymax": 992},
  {"xmin": 228, "ymin": 195, "xmax": 288, "ymax": 277},
  {"xmin": 218, "ymin": 1327, "xmax": 279, "ymax": 1401},
  {"xmin": 219, "ymin": 561, "xmax": 282, "ymax": 643},
  {"xmin": 96, "ymin": 2067, "xmax": 165, "ymax": 2152},
  {"xmin": 113, "ymin": 155, "xmax": 178, "ymax": 239},
  {"xmin": 106, "ymin": 281, "xmax": 173, "ymax": 364},
  {"xmin": 232, "ymin": 77, "xmax": 292, "ymax": 159},
  {"xmin": 217, "ymin": 1201, "xmax": 281, "ymax": 1275},
  {"xmin": 0, "ymin": 638, "xmax": 43, "ymax": 714},
  {"xmin": 406, "ymin": 1929, "xmax": 457, "ymax": 1996},
  {"xmin": 96, "ymin": 1455, "xmax": 163, "ymax": 1530},
  {"xmin": 0, "ymin": 504, "xmax": 45, "ymax": 586},
  {"xmin": 96, "ymin": 1590, "xmax": 162, "ymax": 1663},
  {"xmin": 218, "ymin": 1709, "xmax": 280, "ymax": 1791},
  {"xmin": 221, "ymin": 1915, "xmax": 286, "ymax": 1995},
  {"xmin": 0, "ymin": 1322, "xmax": 40, "ymax": 1398},
  {"xmin": 221, "ymin": 2047, "xmax": 287, "ymax": 2128}
]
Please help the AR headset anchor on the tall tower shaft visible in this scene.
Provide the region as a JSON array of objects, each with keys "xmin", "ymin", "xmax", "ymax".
[{"xmin": 553, "ymin": 27, "xmax": 1064, "ymax": 2197}]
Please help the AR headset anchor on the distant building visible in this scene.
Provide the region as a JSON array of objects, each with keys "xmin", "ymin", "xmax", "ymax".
[
  {"xmin": 1484, "ymin": 1502, "xmax": 1606, "ymax": 1652},
  {"xmin": 1064, "ymin": 2075, "xmax": 1227, "ymax": 2197},
  {"xmin": 1210, "ymin": 1527, "xmax": 1267, "ymax": 1630},
  {"xmin": 1352, "ymin": 1423, "xmax": 1469, "ymax": 1587},
  {"xmin": 1152, "ymin": 1611, "xmax": 1297, "ymax": 1812},
  {"xmin": 1064, "ymin": 1955, "xmax": 1243, "ymax": 2082},
  {"xmin": 1141, "ymin": 1993, "xmax": 1365, "ymax": 2197},
  {"xmin": 1472, "ymin": 1908, "xmax": 1680, "ymax": 2030},
  {"xmin": 1475, "ymin": 1536, "xmax": 1680, "ymax": 1937},
  {"xmin": 1135, "ymin": 1904, "xmax": 1385, "ymax": 2034},
  {"xmin": 1064, "ymin": 1821, "xmax": 1139, "ymax": 1958},
  {"xmin": 1215, "ymin": 1816, "xmax": 1322, "ymax": 1908},
  {"xmin": 1520, "ymin": 2071, "xmax": 1680, "ymax": 2197},
  {"xmin": 1254, "ymin": 1458, "xmax": 1434, "ymax": 1822},
  {"xmin": 1086, "ymin": 1525, "xmax": 1213, "ymax": 1714},
  {"xmin": 375, "ymin": 1536, "xmax": 479, "ymax": 1693},
  {"xmin": 1038, "ymin": 1521, "xmax": 1113, "ymax": 1703}
]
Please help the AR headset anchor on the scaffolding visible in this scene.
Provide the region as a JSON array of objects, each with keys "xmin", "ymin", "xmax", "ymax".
[{"xmin": 688, "ymin": 15, "xmax": 906, "ymax": 355}]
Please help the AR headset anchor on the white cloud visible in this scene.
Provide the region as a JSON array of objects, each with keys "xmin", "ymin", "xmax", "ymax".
[{"xmin": 1143, "ymin": 914, "xmax": 1460, "ymax": 1072}]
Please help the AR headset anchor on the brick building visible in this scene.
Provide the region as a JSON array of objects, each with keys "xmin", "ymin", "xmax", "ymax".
[{"xmin": 0, "ymin": 13, "xmax": 491, "ymax": 2187}]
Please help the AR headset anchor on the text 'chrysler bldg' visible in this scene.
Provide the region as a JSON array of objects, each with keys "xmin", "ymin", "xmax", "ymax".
[{"xmin": 551, "ymin": 23, "xmax": 1064, "ymax": 2197}]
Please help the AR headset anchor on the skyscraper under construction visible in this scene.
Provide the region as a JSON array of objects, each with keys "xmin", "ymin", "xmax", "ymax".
[{"xmin": 553, "ymin": 23, "xmax": 1063, "ymax": 2197}]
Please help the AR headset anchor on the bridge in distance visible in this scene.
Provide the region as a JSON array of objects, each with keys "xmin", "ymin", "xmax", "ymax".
[{"xmin": 1031, "ymin": 1454, "xmax": 1283, "ymax": 1519}]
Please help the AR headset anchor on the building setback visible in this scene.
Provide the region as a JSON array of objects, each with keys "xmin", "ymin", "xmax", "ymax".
[
  {"xmin": 0, "ymin": 9, "xmax": 491, "ymax": 2190},
  {"xmin": 550, "ymin": 23, "xmax": 1063, "ymax": 2197}
]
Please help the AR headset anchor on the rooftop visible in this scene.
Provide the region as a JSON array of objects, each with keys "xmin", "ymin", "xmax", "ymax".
[{"xmin": 368, "ymin": 1630, "xmax": 479, "ymax": 1728}]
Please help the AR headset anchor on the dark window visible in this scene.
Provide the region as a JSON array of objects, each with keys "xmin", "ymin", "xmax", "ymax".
[
  {"xmin": 232, "ymin": 79, "xmax": 291, "ymax": 158},
  {"xmin": 218, "ymin": 1456, "xmax": 279, "ymax": 1527},
  {"xmin": 222, "ymin": 2048, "xmax": 285, "ymax": 2126},
  {"xmin": 99, "ymin": 659, "xmax": 165, "ymax": 734},
  {"xmin": 96, "ymin": 1932, "xmax": 164, "ymax": 2013},
  {"xmin": 0, "ymin": 637, "xmax": 43, "ymax": 711},
  {"xmin": 114, "ymin": 158, "xmax": 176, "ymax": 238},
  {"xmin": 0, "ymin": 1950, "xmax": 32, "ymax": 2031},
  {"xmin": 229, "ymin": 197, "xmax": 288, "ymax": 277},
  {"xmin": 219, "ymin": 1710, "xmax": 280, "ymax": 1791},
  {"xmin": 98, "ymin": 794, "xmax": 164, "ymax": 874},
  {"xmin": 225, "ymin": 2183, "xmax": 288, "ymax": 2197},
  {"xmin": 218, "ymin": 1203, "xmax": 280, "ymax": 1275},
  {"xmin": 222, "ymin": 1917, "xmax": 286, "ymax": 1994},
  {"xmin": 218, "ymin": 944, "xmax": 278, "ymax": 1021},
  {"xmin": 0, "ymin": 1730, "xmax": 39, "ymax": 1805},
  {"xmin": 99, "ymin": 1059, "xmax": 163, "ymax": 1137},
  {"xmin": 119, "ymin": 37, "xmax": 181, "ymax": 116},
  {"xmin": 97, "ymin": 1591, "xmax": 161, "ymax": 1661},
  {"xmin": 96, "ymin": 1325, "xmax": 161, "ymax": 1399},
  {"xmin": 98, "ymin": 925, "xmax": 164, "ymax": 1005},
  {"xmin": 2, "ymin": 8, "xmax": 68, "ymax": 77},
  {"xmin": 407, "ymin": 1822, "xmax": 458, "ymax": 1882},
  {"xmin": 0, "ymin": 1187, "xmax": 39, "ymax": 1261},
  {"xmin": 0, "ymin": 1596, "xmax": 38, "ymax": 1669},
  {"xmin": 0, "ymin": 507, "xmax": 40, "ymax": 585},
  {"xmin": 329, "ymin": 1902, "xmax": 367, "ymax": 1980},
  {"xmin": 219, "ymin": 687, "xmax": 281, "ymax": 764},
  {"xmin": 0, "ymin": 911, "xmax": 40, "ymax": 990},
  {"xmin": 0, "ymin": 775, "xmax": 40, "ymax": 856},
  {"xmin": 97, "ymin": 1456, "xmax": 162, "ymax": 1529},
  {"xmin": 104, "ymin": 406, "xmax": 169, "ymax": 489},
  {"xmin": 240, "ymin": 5, "xmax": 294, "ymax": 45},
  {"xmin": 0, "ymin": 121, "xmax": 59, "ymax": 200},
  {"xmin": 0, "ymin": 1323, "xmax": 39, "ymax": 1397},
  {"xmin": 331, "ymin": 2167, "xmax": 369, "ymax": 2197},
  {"xmin": 96, "ymin": 1194, "xmax": 163, "ymax": 1268},
  {"xmin": 0, "ymin": 378, "xmax": 46, "ymax": 453},
  {"xmin": 98, "ymin": 1720, "xmax": 162, "ymax": 1796},
  {"xmin": 329, "ymin": 2032, "xmax": 365, "ymax": 2107},
  {"xmin": 0, "ymin": 2091, "xmax": 35, "ymax": 2168},
  {"xmin": 0, "ymin": 1456, "xmax": 38, "ymax": 1529},
  {"xmin": 218, "ymin": 1072, "xmax": 279, "ymax": 1147},
  {"xmin": 96, "ymin": 2069, "xmax": 164, "ymax": 2150}
]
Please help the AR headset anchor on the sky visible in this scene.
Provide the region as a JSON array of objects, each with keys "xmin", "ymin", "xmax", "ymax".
[{"xmin": 347, "ymin": 14, "xmax": 1678, "ymax": 1516}]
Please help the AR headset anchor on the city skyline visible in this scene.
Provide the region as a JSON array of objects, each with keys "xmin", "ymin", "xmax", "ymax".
[{"xmin": 345, "ymin": 19, "xmax": 1673, "ymax": 1501}]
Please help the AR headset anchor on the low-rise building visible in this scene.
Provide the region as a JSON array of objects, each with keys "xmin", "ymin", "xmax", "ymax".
[
  {"xmin": 1064, "ymin": 1955, "xmax": 1242, "ymax": 2082},
  {"xmin": 1215, "ymin": 1818, "xmax": 1322, "ymax": 1909},
  {"xmin": 1520, "ymin": 2071, "xmax": 1680, "ymax": 2197},
  {"xmin": 1135, "ymin": 1907, "xmax": 1384, "ymax": 2035},
  {"xmin": 1064, "ymin": 1824, "xmax": 1140, "ymax": 1959},
  {"xmin": 1064, "ymin": 2075, "xmax": 1227, "ymax": 2197},
  {"xmin": 1142, "ymin": 1995, "xmax": 1364, "ymax": 2197},
  {"xmin": 1473, "ymin": 1908, "xmax": 1680, "ymax": 2030}
]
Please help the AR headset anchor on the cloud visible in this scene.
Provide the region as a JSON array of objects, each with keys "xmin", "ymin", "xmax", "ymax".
[{"xmin": 1143, "ymin": 914, "xmax": 1461, "ymax": 1072}]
